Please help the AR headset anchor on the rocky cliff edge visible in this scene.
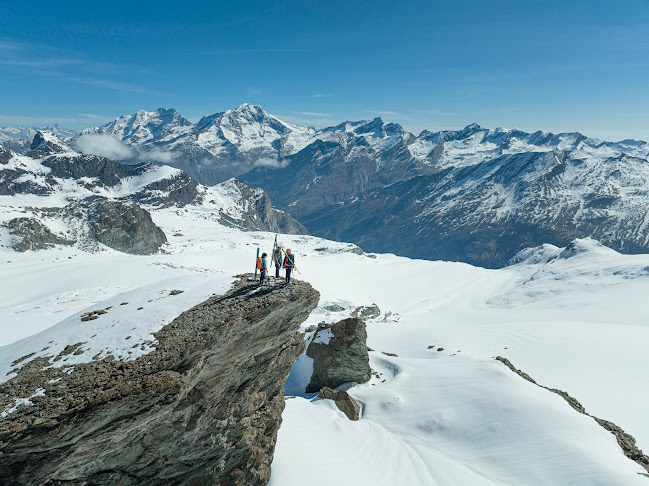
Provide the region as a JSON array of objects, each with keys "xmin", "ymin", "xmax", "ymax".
[{"xmin": 0, "ymin": 276, "xmax": 319, "ymax": 486}]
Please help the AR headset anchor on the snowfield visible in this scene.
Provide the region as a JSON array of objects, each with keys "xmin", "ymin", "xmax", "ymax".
[{"xmin": 1, "ymin": 206, "xmax": 649, "ymax": 484}]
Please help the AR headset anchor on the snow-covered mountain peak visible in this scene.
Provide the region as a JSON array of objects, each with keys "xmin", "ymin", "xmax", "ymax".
[
  {"xmin": 30, "ymin": 130, "xmax": 76, "ymax": 156},
  {"xmin": 217, "ymin": 103, "xmax": 295, "ymax": 134},
  {"xmin": 557, "ymin": 237, "xmax": 617, "ymax": 260},
  {"xmin": 84, "ymin": 107, "xmax": 193, "ymax": 145}
]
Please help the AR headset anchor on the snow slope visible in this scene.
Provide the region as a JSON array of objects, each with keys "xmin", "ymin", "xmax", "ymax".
[{"xmin": 1, "ymin": 207, "xmax": 648, "ymax": 483}]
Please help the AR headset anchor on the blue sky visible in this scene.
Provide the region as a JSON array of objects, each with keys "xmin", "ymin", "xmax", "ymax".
[{"xmin": 1, "ymin": 0, "xmax": 648, "ymax": 141}]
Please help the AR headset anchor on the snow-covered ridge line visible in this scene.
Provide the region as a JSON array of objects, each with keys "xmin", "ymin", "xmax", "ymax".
[{"xmin": 495, "ymin": 355, "xmax": 649, "ymax": 475}]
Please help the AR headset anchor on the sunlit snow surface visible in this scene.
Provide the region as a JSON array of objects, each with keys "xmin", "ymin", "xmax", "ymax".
[{"xmin": 1, "ymin": 207, "xmax": 649, "ymax": 484}]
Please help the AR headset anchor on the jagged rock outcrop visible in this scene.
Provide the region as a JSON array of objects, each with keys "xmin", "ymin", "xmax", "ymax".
[
  {"xmin": 318, "ymin": 387, "xmax": 361, "ymax": 421},
  {"xmin": 305, "ymin": 318, "xmax": 371, "ymax": 393},
  {"xmin": 27, "ymin": 130, "xmax": 71, "ymax": 157},
  {"xmin": 87, "ymin": 199, "xmax": 168, "ymax": 255},
  {"xmin": 2, "ymin": 217, "xmax": 74, "ymax": 252},
  {"xmin": 0, "ymin": 277, "xmax": 320, "ymax": 486},
  {"xmin": 133, "ymin": 172, "xmax": 201, "ymax": 207},
  {"xmin": 216, "ymin": 179, "xmax": 309, "ymax": 235}
]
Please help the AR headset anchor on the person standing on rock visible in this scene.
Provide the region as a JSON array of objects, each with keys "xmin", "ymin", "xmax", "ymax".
[
  {"xmin": 273, "ymin": 245, "xmax": 284, "ymax": 279},
  {"xmin": 259, "ymin": 252, "xmax": 268, "ymax": 285},
  {"xmin": 283, "ymin": 249, "xmax": 295, "ymax": 284}
]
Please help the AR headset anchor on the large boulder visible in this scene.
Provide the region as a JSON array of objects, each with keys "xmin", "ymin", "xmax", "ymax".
[
  {"xmin": 0, "ymin": 277, "xmax": 320, "ymax": 485},
  {"xmin": 305, "ymin": 318, "xmax": 371, "ymax": 393},
  {"xmin": 88, "ymin": 199, "xmax": 167, "ymax": 254}
]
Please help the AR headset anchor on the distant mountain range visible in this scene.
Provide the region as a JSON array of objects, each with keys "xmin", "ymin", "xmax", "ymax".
[{"xmin": 2, "ymin": 105, "xmax": 649, "ymax": 266}]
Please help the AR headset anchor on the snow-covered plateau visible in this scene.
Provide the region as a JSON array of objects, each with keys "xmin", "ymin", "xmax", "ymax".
[{"xmin": 1, "ymin": 197, "xmax": 648, "ymax": 484}]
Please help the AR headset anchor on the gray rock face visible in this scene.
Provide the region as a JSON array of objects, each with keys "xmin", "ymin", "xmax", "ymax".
[
  {"xmin": 306, "ymin": 318, "xmax": 371, "ymax": 393},
  {"xmin": 0, "ymin": 146, "xmax": 12, "ymax": 164},
  {"xmin": 318, "ymin": 387, "xmax": 361, "ymax": 421},
  {"xmin": 2, "ymin": 217, "xmax": 74, "ymax": 252},
  {"xmin": 88, "ymin": 199, "xmax": 168, "ymax": 255},
  {"xmin": 0, "ymin": 277, "xmax": 320, "ymax": 486},
  {"xmin": 216, "ymin": 179, "xmax": 309, "ymax": 235}
]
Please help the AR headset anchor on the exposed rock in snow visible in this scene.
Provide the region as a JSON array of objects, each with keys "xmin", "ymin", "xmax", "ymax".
[
  {"xmin": 0, "ymin": 277, "xmax": 319, "ymax": 485},
  {"xmin": 2, "ymin": 217, "xmax": 74, "ymax": 252},
  {"xmin": 0, "ymin": 146, "xmax": 13, "ymax": 165},
  {"xmin": 27, "ymin": 131, "xmax": 75, "ymax": 157},
  {"xmin": 306, "ymin": 318, "xmax": 371, "ymax": 393},
  {"xmin": 496, "ymin": 356, "xmax": 649, "ymax": 475},
  {"xmin": 213, "ymin": 179, "xmax": 309, "ymax": 235},
  {"xmin": 317, "ymin": 386, "xmax": 361, "ymax": 421},
  {"xmin": 351, "ymin": 303, "xmax": 380, "ymax": 320},
  {"xmin": 87, "ymin": 199, "xmax": 168, "ymax": 255}
]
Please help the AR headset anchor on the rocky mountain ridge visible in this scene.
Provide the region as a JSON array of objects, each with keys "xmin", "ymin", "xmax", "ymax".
[
  {"xmin": 0, "ymin": 131, "xmax": 307, "ymax": 254},
  {"xmin": 5, "ymin": 107, "xmax": 649, "ymax": 266}
]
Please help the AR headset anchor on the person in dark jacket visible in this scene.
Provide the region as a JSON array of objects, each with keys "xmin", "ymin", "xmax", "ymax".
[
  {"xmin": 282, "ymin": 249, "xmax": 295, "ymax": 284},
  {"xmin": 259, "ymin": 252, "xmax": 268, "ymax": 285}
]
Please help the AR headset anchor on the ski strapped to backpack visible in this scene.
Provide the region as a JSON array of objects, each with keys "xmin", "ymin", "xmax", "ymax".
[{"xmin": 254, "ymin": 247, "xmax": 260, "ymax": 280}]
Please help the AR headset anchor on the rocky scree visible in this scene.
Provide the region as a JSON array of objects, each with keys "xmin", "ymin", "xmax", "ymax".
[
  {"xmin": 0, "ymin": 276, "xmax": 319, "ymax": 486},
  {"xmin": 2, "ymin": 217, "xmax": 74, "ymax": 252}
]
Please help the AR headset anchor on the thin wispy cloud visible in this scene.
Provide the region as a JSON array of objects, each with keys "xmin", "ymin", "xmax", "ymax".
[
  {"xmin": 246, "ymin": 88, "xmax": 263, "ymax": 97},
  {"xmin": 0, "ymin": 40, "xmax": 161, "ymax": 96},
  {"xmin": 310, "ymin": 93, "xmax": 327, "ymax": 98},
  {"xmin": 65, "ymin": 76, "xmax": 167, "ymax": 96},
  {"xmin": 202, "ymin": 48, "xmax": 314, "ymax": 54},
  {"xmin": 0, "ymin": 41, "xmax": 21, "ymax": 52},
  {"xmin": 291, "ymin": 111, "xmax": 331, "ymax": 117},
  {"xmin": 419, "ymin": 110, "xmax": 458, "ymax": 116},
  {"xmin": 0, "ymin": 113, "xmax": 114, "ymax": 129},
  {"xmin": 366, "ymin": 110, "xmax": 410, "ymax": 119}
]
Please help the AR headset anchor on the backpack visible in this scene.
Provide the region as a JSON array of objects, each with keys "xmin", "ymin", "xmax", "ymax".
[{"xmin": 256, "ymin": 256, "xmax": 263, "ymax": 270}]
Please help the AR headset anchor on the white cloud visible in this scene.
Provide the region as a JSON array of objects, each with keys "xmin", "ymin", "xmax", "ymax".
[
  {"xmin": 73, "ymin": 134, "xmax": 134, "ymax": 160},
  {"xmin": 139, "ymin": 149, "xmax": 179, "ymax": 164},
  {"xmin": 253, "ymin": 157, "xmax": 288, "ymax": 169}
]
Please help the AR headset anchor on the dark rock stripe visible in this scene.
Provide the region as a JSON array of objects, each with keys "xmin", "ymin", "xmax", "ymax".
[{"xmin": 495, "ymin": 356, "xmax": 649, "ymax": 475}]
